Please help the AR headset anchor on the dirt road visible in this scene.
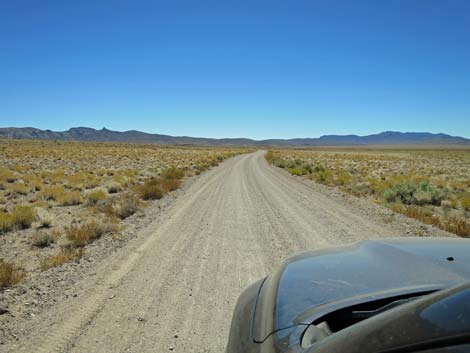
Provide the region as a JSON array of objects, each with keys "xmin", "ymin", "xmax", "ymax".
[{"xmin": 9, "ymin": 151, "xmax": 442, "ymax": 353}]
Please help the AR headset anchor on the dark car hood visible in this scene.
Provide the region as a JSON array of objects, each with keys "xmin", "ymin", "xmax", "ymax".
[{"xmin": 253, "ymin": 237, "xmax": 470, "ymax": 342}]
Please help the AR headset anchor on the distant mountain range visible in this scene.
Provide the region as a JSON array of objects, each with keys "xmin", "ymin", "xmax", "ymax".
[{"xmin": 0, "ymin": 127, "xmax": 469, "ymax": 146}]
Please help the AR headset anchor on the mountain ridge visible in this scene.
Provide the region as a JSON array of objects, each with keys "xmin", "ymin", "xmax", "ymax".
[{"xmin": 0, "ymin": 127, "xmax": 469, "ymax": 146}]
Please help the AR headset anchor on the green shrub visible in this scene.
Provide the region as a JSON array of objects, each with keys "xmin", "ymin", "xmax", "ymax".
[
  {"xmin": 383, "ymin": 181, "xmax": 447, "ymax": 206},
  {"xmin": 314, "ymin": 170, "xmax": 332, "ymax": 183},
  {"xmin": 274, "ymin": 159, "xmax": 288, "ymax": 169},
  {"xmin": 334, "ymin": 172, "xmax": 353, "ymax": 186},
  {"xmin": 286, "ymin": 160, "xmax": 299, "ymax": 169},
  {"xmin": 313, "ymin": 164, "xmax": 326, "ymax": 173},
  {"xmin": 301, "ymin": 164, "xmax": 314, "ymax": 174},
  {"xmin": 288, "ymin": 167, "xmax": 306, "ymax": 176},
  {"xmin": 383, "ymin": 182, "xmax": 416, "ymax": 204}
]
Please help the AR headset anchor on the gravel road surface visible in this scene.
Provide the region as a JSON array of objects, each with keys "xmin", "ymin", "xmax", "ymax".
[{"xmin": 7, "ymin": 151, "xmax": 447, "ymax": 353}]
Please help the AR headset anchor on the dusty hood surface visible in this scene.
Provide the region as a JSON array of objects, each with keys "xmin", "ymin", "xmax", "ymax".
[{"xmin": 254, "ymin": 237, "xmax": 470, "ymax": 342}]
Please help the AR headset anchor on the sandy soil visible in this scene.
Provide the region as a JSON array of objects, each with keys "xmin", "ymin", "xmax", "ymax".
[{"xmin": 0, "ymin": 151, "xmax": 452, "ymax": 353}]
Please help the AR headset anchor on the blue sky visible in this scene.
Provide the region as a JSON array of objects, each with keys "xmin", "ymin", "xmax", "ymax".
[{"xmin": 1, "ymin": 0, "xmax": 469, "ymax": 139}]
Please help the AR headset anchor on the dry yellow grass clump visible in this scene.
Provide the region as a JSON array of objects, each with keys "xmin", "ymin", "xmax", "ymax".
[
  {"xmin": 136, "ymin": 166, "xmax": 185, "ymax": 200},
  {"xmin": 0, "ymin": 259, "xmax": 25, "ymax": 288},
  {"xmin": 41, "ymin": 248, "xmax": 84, "ymax": 271},
  {"xmin": 66, "ymin": 219, "xmax": 114, "ymax": 247},
  {"xmin": 0, "ymin": 205, "xmax": 36, "ymax": 233},
  {"xmin": 267, "ymin": 148, "xmax": 470, "ymax": 237}
]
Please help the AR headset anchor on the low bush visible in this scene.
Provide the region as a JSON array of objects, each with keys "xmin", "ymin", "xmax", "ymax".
[
  {"xmin": 112, "ymin": 174, "xmax": 133, "ymax": 187},
  {"xmin": 57, "ymin": 190, "xmax": 82, "ymax": 206},
  {"xmin": 313, "ymin": 164, "xmax": 326, "ymax": 173},
  {"xmin": 66, "ymin": 219, "xmax": 113, "ymax": 247},
  {"xmin": 11, "ymin": 205, "xmax": 36, "ymax": 229},
  {"xmin": 314, "ymin": 170, "xmax": 333, "ymax": 183},
  {"xmin": 459, "ymin": 192, "xmax": 470, "ymax": 211},
  {"xmin": 273, "ymin": 159, "xmax": 289, "ymax": 169},
  {"xmin": 0, "ymin": 212, "xmax": 15, "ymax": 233},
  {"xmin": 287, "ymin": 167, "xmax": 307, "ymax": 176},
  {"xmin": 265, "ymin": 151, "xmax": 275, "ymax": 163},
  {"xmin": 0, "ymin": 168, "xmax": 17, "ymax": 183},
  {"xmin": 66, "ymin": 172, "xmax": 100, "ymax": 190},
  {"xmin": 86, "ymin": 189, "xmax": 107, "ymax": 205},
  {"xmin": 101, "ymin": 193, "xmax": 142, "ymax": 219},
  {"xmin": 113, "ymin": 194, "xmax": 141, "ymax": 219},
  {"xmin": 41, "ymin": 185, "xmax": 66, "ymax": 201},
  {"xmin": 36, "ymin": 207, "xmax": 53, "ymax": 227},
  {"xmin": 443, "ymin": 217, "xmax": 470, "ymax": 237},
  {"xmin": 41, "ymin": 248, "xmax": 84, "ymax": 270},
  {"xmin": 194, "ymin": 163, "xmax": 209, "ymax": 173},
  {"xmin": 0, "ymin": 259, "xmax": 25, "ymax": 288},
  {"xmin": 350, "ymin": 181, "xmax": 373, "ymax": 197},
  {"xmin": 383, "ymin": 181, "xmax": 447, "ymax": 206},
  {"xmin": 434, "ymin": 178, "xmax": 447, "ymax": 189},
  {"xmin": 106, "ymin": 182, "xmax": 122, "ymax": 194},
  {"xmin": 401, "ymin": 205, "xmax": 441, "ymax": 227},
  {"xmin": 9, "ymin": 182, "xmax": 29, "ymax": 195},
  {"xmin": 334, "ymin": 172, "xmax": 353, "ymax": 186},
  {"xmin": 160, "ymin": 167, "xmax": 185, "ymax": 180},
  {"xmin": 160, "ymin": 178, "xmax": 181, "ymax": 192},
  {"xmin": 389, "ymin": 204, "xmax": 469, "ymax": 237},
  {"xmin": 32, "ymin": 230, "xmax": 58, "ymax": 248},
  {"xmin": 449, "ymin": 181, "xmax": 467, "ymax": 191},
  {"xmin": 24, "ymin": 175, "xmax": 44, "ymax": 191},
  {"xmin": 383, "ymin": 182, "xmax": 417, "ymax": 204},
  {"xmin": 136, "ymin": 178, "xmax": 165, "ymax": 200}
]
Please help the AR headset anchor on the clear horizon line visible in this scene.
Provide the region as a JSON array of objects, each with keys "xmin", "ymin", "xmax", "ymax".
[{"xmin": 1, "ymin": 125, "xmax": 469, "ymax": 141}]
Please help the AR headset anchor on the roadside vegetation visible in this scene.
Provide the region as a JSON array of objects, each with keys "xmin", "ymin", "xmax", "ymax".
[
  {"xmin": 0, "ymin": 259, "xmax": 25, "ymax": 289},
  {"xmin": 266, "ymin": 149, "xmax": 470, "ymax": 237},
  {"xmin": 0, "ymin": 139, "xmax": 247, "ymax": 288}
]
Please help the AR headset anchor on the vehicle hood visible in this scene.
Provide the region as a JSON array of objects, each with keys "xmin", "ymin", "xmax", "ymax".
[{"xmin": 253, "ymin": 237, "xmax": 470, "ymax": 342}]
